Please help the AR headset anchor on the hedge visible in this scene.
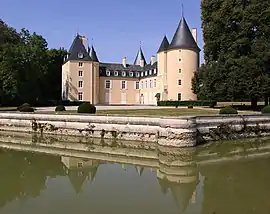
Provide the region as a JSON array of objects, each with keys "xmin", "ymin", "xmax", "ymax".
[
  {"xmin": 157, "ymin": 100, "xmax": 217, "ymax": 107},
  {"xmin": 261, "ymin": 106, "xmax": 270, "ymax": 114},
  {"xmin": 77, "ymin": 103, "xmax": 96, "ymax": 114},
  {"xmin": 219, "ymin": 106, "xmax": 238, "ymax": 115}
]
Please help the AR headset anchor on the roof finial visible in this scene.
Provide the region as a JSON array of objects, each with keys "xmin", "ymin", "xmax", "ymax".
[
  {"xmin": 140, "ymin": 41, "xmax": 142, "ymax": 48},
  {"xmin": 181, "ymin": 3, "xmax": 184, "ymax": 17},
  {"xmin": 91, "ymin": 38, "xmax": 94, "ymax": 47}
]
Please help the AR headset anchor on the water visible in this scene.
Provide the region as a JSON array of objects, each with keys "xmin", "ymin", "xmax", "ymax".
[{"xmin": 0, "ymin": 139, "xmax": 270, "ymax": 214}]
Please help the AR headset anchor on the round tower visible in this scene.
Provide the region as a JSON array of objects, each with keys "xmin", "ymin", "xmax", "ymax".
[
  {"xmin": 157, "ymin": 36, "xmax": 170, "ymax": 100},
  {"xmin": 166, "ymin": 17, "xmax": 200, "ymax": 101}
]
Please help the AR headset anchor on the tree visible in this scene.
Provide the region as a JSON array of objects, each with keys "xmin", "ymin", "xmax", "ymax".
[
  {"xmin": 0, "ymin": 19, "xmax": 66, "ymax": 106},
  {"xmin": 193, "ymin": 0, "xmax": 270, "ymax": 108}
]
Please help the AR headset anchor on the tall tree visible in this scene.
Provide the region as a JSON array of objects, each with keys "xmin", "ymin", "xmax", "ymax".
[{"xmin": 193, "ymin": 0, "xmax": 270, "ymax": 108}]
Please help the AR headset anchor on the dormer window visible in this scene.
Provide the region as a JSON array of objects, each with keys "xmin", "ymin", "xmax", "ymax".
[
  {"xmin": 141, "ymin": 72, "xmax": 144, "ymax": 77},
  {"xmin": 136, "ymin": 72, "xmax": 140, "ymax": 77},
  {"xmin": 106, "ymin": 70, "xmax": 111, "ymax": 76},
  {"xmin": 122, "ymin": 71, "xmax": 126, "ymax": 77},
  {"xmin": 149, "ymin": 70, "xmax": 152, "ymax": 75},
  {"xmin": 78, "ymin": 52, "xmax": 84, "ymax": 59},
  {"xmin": 129, "ymin": 72, "xmax": 133, "ymax": 77},
  {"xmin": 144, "ymin": 70, "xmax": 147, "ymax": 76},
  {"xmin": 114, "ymin": 71, "xmax": 118, "ymax": 76},
  {"xmin": 154, "ymin": 69, "xmax": 157, "ymax": 74}
]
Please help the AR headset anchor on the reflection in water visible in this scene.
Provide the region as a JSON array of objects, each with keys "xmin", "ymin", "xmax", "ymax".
[{"xmin": 0, "ymin": 140, "xmax": 270, "ymax": 213}]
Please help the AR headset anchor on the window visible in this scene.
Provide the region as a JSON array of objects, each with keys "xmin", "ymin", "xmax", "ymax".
[
  {"xmin": 79, "ymin": 62, "xmax": 83, "ymax": 67},
  {"xmin": 121, "ymin": 81, "xmax": 127, "ymax": 89},
  {"xmin": 122, "ymin": 71, "xmax": 126, "ymax": 77},
  {"xmin": 154, "ymin": 69, "xmax": 157, "ymax": 74},
  {"xmin": 150, "ymin": 80, "xmax": 153, "ymax": 88},
  {"xmin": 77, "ymin": 162, "xmax": 83, "ymax": 168},
  {"xmin": 78, "ymin": 70, "xmax": 83, "ymax": 77},
  {"xmin": 78, "ymin": 81, "xmax": 83, "ymax": 88},
  {"xmin": 141, "ymin": 81, "xmax": 143, "ymax": 89},
  {"xmin": 114, "ymin": 71, "xmax": 118, "ymax": 76},
  {"xmin": 129, "ymin": 72, "xmax": 133, "ymax": 77},
  {"xmin": 105, "ymin": 80, "xmax": 111, "ymax": 89},
  {"xmin": 178, "ymin": 93, "xmax": 181, "ymax": 101},
  {"xmin": 136, "ymin": 72, "xmax": 140, "ymax": 77},
  {"xmin": 149, "ymin": 70, "xmax": 152, "ymax": 75},
  {"xmin": 135, "ymin": 81, "xmax": 139, "ymax": 89},
  {"xmin": 141, "ymin": 72, "xmax": 144, "ymax": 77},
  {"xmin": 145, "ymin": 80, "xmax": 147, "ymax": 88},
  {"xmin": 106, "ymin": 70, "xmax": 111, "ymax": 76},
  {"xmin": 144, "ymin": 71, "xmax": 147, "ymax": 76},
  {"xmin": 178, "ymin": 79, "xmax": 182, "ymax": 85},
  {"xmin": 154, "ymin": 79, "xmax": 157, "ymax": 87},
  {"xmin": 78, "ymin": 92, "xmax": 83, "ymax": 101},
  {"xmin": 179, "ymin": 68, "xmax": 182, "ymax": 73},
  {"xmin": 179, "ymin": 58, "xmax": 182, "ymax": 62}
]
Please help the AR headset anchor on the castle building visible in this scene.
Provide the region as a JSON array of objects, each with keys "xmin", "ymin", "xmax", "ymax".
[{"xmin": 62, "ymin": 16, "xmax": 200, "ymax": 105}]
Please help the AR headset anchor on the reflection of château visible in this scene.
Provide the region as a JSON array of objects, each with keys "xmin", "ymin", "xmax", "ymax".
[{"xmin": 61, "ymin": 157, "xmax": 100, "ymax": 194}]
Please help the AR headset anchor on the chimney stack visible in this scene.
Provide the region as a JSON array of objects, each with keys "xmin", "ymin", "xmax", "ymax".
[
  {"xmin": 150, "ymin": 55, "xmax": 156, "ymax": 65},
  {"xmin": 191, "ymin": 28, "xmax": 197, "ymax": 43},
  {"xmin": 122, "ymin": 57, "xmax": 127, "ymax": 67}
]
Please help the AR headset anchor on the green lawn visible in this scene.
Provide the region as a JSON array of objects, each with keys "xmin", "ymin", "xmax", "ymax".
[{"xmin": 81, "ymin": 108, "xmax": 218, "ymax": 117}]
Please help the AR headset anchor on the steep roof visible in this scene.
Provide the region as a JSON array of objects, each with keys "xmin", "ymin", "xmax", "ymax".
[
  {"xmin": 66, "ymin": 34, "xmax": 91, "ymax": 61},
  {"xmin": 168, "ymin": 17, "xmax": 200, "ymax": 51},
  {"xmin": 134, "ymin": 47, "xmax": 147, "ymax": 66},
  {"xmin": 89, "ymin": 45, "xmax": 99, "ymax": 62},
  {"xmin": 157, "ymin": 36, "xmax": 170, "ymax": 53}
]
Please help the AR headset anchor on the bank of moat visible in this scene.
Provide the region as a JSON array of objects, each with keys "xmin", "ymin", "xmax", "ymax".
[{"xmin": 0, "ymin": 113, "xmax": 270, "ymax": 147}]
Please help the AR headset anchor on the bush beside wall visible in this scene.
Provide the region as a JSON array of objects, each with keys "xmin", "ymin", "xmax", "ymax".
[
  {"xmin": 261, "ymin": 106, "xmax": 270, "ymax": 114},
  {"xmin": 219, "ymin": 106, "xmax": 238, "ymax": 115},
  {"xmin": 77, "ymin": 103, "xmax": 96, "ymax": 114},
  {"xmin": 157, "ymin": 100, "xmax": 217, "ymax": 107}
]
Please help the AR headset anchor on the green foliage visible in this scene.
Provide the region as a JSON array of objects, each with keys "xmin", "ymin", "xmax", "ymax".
[
  {"xmin": 219, "ymin": 106, "xmax": 238, "ymax": 115},
  {"xmin": 194, "ymin": 1, "xmax": 270, "ymax": 106},
  {"xmin": 77, "ymin": 103, "xmax": 96, "ymax": 114},
  {"xmin": 55, "ymin": 105, "xmax": 66, "ymax": 112},
  {"xmin": 157, "ymin": 100, "xmax": 216, "ymax": 107},
  {"xmin": 19, "ymin": 106, "xmax": 35, "ymax": 113},
  {"xmin": 0, "ymin": 19, "xmax": 67, "ymax": 106},
  {"xmin": 261, "ymin": 106, "xmax": 270, "ymax": 114},
  {"xmin": 17, "ymin": 103, "xmax": 31, "ymax": 111}
]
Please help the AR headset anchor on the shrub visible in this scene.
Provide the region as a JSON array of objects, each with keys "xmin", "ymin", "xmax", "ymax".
[
  {"xmin": 55, "ymin": 105, "xmax": 66, "ymax": 112},
  {"xmin": 19, "ymin": 106, "xmax": 35, "ymax": 112},
  {"xmin": 219, "ymin": 106, "xmax": 238, "ymax": 115},
  {"xmin": 188, "ymin": 105, "xmax": 193, "ymax": 109},
  {"xmin": 17, "ymin": 103, "xmax": 31, "ymax": 111},
  {"xmin": 77, "ymin": 102, "xmax": 96, "ymax": 114},
  {"xmin": 261, "ymin": 106, "xmax": 270, "ymax": 114},
  {"xmin": 157, "ymin": 100, "xmax": 217, "ymax": 107}
]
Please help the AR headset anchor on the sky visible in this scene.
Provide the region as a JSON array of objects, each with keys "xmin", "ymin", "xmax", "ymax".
[{"xmin": 0, "ymin": 0, "xmax": 204, "ymax": 64}]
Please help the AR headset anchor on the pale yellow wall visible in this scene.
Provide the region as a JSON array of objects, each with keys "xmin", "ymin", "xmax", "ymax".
[
  {"xmin": 63, "ymin": 60, "xmax": 100, "ymax": 104},
  {"xmin": 166, "ymin": 49, "xmax": 198, "ymax": 101},
  {"xmin": 99, "ymin": 77, "xmax": 140, "ymax": 105},
  {"xmin": 157, "ymin": 51, "xmax": 168, "ymax": 100},
  {"xmin": 62, "ymin": 62, "xmax": 69, "ymax": 100},
  {"xmin": 139, "ymin": 76, "xmax": 159, "ymax": 105}
]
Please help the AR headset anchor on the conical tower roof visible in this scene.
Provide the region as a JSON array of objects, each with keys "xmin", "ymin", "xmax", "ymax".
[
  {"xmin": 134, "ymin": 47, "xmax": 147, "ymax": 66},
  {"xmin": 168, "ymin": 17, "xmax": 200, "ymax": 51},
  {"xmin": 89, "ymin": 45, "xmax": 99, "ymax": 62},
  {"xmin": 157, "ymin": 36, "xmax": 169, "ymax": 53},
  {"xmin": 67, "ymin": 34, "xmax": 92, "ymax": 61}
]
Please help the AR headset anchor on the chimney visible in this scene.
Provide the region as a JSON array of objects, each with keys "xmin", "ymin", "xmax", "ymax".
[
  {"xmin": 150, "ymin": 55, "xmax": 156, "ymax": 65},
  {"xmin": 191, "ymin": 28, "xmax": 197, "ymax": 43},
  {"xmin": 122, "ymin": 57, "xmax": 127, "ymax": 67},
  {"xmin": 79, "ymin": 35, "xmax": 88, "ymax": 48}
]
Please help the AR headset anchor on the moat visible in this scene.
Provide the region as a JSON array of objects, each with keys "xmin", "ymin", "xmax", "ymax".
[{"xmin": 0, "ymin": 136, "xmax": 270, "ymax": 214}]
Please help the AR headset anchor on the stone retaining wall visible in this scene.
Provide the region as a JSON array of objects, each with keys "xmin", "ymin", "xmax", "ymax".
[{"xmin": 0, "ymin": 113, "xmax": 269, "ymax": 147}]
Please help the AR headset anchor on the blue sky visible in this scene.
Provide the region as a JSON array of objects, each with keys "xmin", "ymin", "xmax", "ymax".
[{"xmin": 0, "ymin": 0, "xmax": 203, "ymax": 63}]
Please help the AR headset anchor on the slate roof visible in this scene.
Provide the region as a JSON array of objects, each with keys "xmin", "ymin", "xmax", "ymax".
[
  {"xmin": 134, "ymin": 47, "xmax": 147, "ymax": 66},
  {"xmin": 157, "ymin": 36, "xmax": 170, "ymax": 53},
  {"xmin": 99, "ymin": 61, "xmax": 157, "ymax": 79},
  {"xmin": 89, "ymin": 45, "xmax": 99, "ymax": 62},
  {"xmin": 65, "ymin": 34, "xmax": 92, "ymax": 62},
  {"xmin": 168, "ymin": 17, "xmax": 200, "ymax": 52}
]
